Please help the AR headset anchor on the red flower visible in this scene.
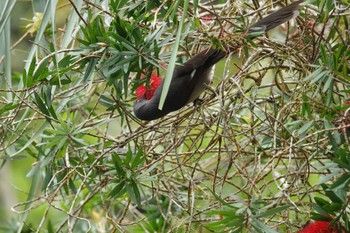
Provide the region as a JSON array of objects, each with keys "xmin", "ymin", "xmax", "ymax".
[
  {"xmin": 297, "ymin": 221, "xmax": 339, "ymax": 233},
  {"xmin": 135, "ymin": 74, "xmax": 163, "ymax": 100}
]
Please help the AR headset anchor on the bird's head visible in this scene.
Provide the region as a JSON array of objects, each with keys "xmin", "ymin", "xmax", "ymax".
[
  {"xmin": 135, "ymin": 74, "xmax": 163, "ymax": 100},
  {"xmin": 133, "ymin": 73, "xmax": 166, "ymax": 121}
]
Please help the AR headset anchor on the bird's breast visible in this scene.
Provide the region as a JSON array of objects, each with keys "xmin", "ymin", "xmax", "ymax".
[{"xmin": 188, "ymin": 67, "xmax": 213, "ymax": 103}]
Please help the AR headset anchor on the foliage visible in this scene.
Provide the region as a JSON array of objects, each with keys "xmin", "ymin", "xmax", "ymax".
[{"xmin": 0, "ymin": 0, "xmax": 349, "ymax": 232}]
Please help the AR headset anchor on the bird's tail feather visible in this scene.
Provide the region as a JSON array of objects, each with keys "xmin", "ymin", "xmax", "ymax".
[
  {"xmin": 247, "ymin": 0, "xmax": 304, "ymax": 37},
  {"xmin": 208, "ymin": 0, "xmax": 305, "ymax": 66}
]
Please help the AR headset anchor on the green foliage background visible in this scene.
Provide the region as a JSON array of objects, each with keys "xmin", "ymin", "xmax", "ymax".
[{"xmin": 0, "ymin": 0, "xmax": 349, "ymax": 232}]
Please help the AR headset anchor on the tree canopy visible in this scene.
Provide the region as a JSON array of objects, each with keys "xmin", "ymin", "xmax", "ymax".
[{"xmin": 0, "ymin": 0, "xmax": 349, "ymax": 232}]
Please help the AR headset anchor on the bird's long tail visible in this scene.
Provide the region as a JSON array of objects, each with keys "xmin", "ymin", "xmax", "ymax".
[
  {"xmin": 247, "ymin": 0, "xmax": 304, "ymax": 37},
  {"xmin": 205, "ymin": 0, "xmax": 305, "ymax": 67}
]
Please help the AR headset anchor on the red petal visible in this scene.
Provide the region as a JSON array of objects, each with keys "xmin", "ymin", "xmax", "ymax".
[
  {"xmin": 150, "ymin": 73, "xmax": 163, "ymax": 89},
  {"xmin": 135, "ymin": 85, "xmax": 147, "ymax": 99},
  {"xmin": 145, "ymin": 90, "xmax": 154, "ymax": 100},
  {"xmin": 135, "ymin": 73, "xmax": 163, "ymax": 100}
]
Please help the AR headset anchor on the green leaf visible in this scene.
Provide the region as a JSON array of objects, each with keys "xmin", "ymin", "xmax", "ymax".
[
  {"xmin": 251, "ymin": 218, "xmax": 279, "ymax": 233},
  {"xmin": 311, "ymin": 212, "xmax": 330, "ymax": 221},
  {"xmin": 83, "ymin": 58, "xmax": 97, "ymax": 82},
  {"xmin": 131, "ymin": 147, "xmax": 144, "ymax": 169},
  {"xmin": 302, "ymin": 95, "xmax": 311, "ymax": 117},
  {"xmin": 68, "ymin": 178, "xmax": 77, "ymax": 194},
  {"xmin": 18, "ymin": 159, "xmax": 42, "ymax": 233},
  {"xmin": 49, "ymin": 74, "xmax": 72, "ymax": 86},
  {"xmin": 327, "ymin": 131, "xmax": 340, "ymax": 155},
  {"xmin": 112, "ymin": 154, "xmax": 125, "ymax": 177},
  {"xmin": 109, "ymin": 181, "xmax": 126, "ymax": 198},
  {"xmin": 34, "ymin": 92, "xmax": 53, "ymax": 125},
  {"xmin": 125, "ymin": 145, "xmax": 133, "ymax": 166},
  {"xmin": 158, "ymin": 0, "xmax": 190, "ymax": 110},
  {"xmin": 206, "ymin": 189, "xmax": 230, "ymax": 207},
  {"xmin": 58, "ymin": 55, "xmax": 74, "ymax": 68},
  {"xmin": 298, "ymin": 121, "xmax": 314, "ymax": 135},
  {"xmin": 314, "ymin": 197, "xmax": 330, "ymax": 207},
  {"xmin": 254, "ymin": 205, "xmax": 290, "ymax": 218},
  {"xmin": 324, "ymin": 120, "xmax": 341, "ymax": 145},
  {"xmin": 0, "ymin": 103, "xmax": 19, "ymax": 115},
  {"xmin": 130, "ymin": 179, "xmax": 141, "ymax": 206},
  {"xmin": 311, "ymin": 202, "xmax": 329, "ymax": 216},
  {"xmin": 24, "ymin": 57, "xmax": 37, "ymax": 87},
  {"xmin": 305, "ymin": 67, "xmax": 327, "ymax": 83},
  {"xmin": 33, "ymin": 57, "xmax": 50, "ymax": 81},
  {"xmin": 330, "ymin": 174, "xmax": 350, "ymax": 191},
  {"xmin": 206, "ymin": 209, "xmax": 244, "ymax": 232},
  {"xmin": 321, "ymin": 184, "xmax": 343, "ymax": 204}
]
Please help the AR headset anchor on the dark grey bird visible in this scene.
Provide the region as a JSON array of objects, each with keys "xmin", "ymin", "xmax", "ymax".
[{"xmin": 134, "ymin": 0, "xmax": 305, "ymax": 121}]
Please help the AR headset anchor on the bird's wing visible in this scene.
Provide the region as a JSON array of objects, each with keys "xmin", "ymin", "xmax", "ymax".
[{"xmin": 173, "ymin": 48, "xmax": 226, "ymax": 79}]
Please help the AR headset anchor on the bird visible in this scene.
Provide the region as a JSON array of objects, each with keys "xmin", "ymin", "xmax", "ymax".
[{"xmin": 134, "ymin": 0, "xmax": 305, "ymax": 121}]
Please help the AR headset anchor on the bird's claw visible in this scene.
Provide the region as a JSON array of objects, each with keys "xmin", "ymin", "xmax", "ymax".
[{"xmin": 193, "ymin": 98, "xmax": 204, "ymax": 106}]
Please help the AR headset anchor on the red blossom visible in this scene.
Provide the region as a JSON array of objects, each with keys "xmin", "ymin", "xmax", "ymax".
[
  {"xmin": 297, "ymin": 221, "xmax": 339, "ymax": 233},
  {"xmin": 135, "ymin": 74, "xmax": 163, "ymax": 100}
]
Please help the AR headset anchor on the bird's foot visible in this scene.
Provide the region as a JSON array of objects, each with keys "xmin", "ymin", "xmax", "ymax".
[{"xmin": 193, "ymin": 98, "xmax": 204, "ymax": 106}]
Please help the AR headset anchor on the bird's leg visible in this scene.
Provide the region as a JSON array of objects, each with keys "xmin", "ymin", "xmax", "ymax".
[
  {"xmin": 193, "ymin": 83, "xmax": 217, "ymax": 106},
  {"xmin": 193, "ymin": 98, "xmax": 204, "ymax": 106}
]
